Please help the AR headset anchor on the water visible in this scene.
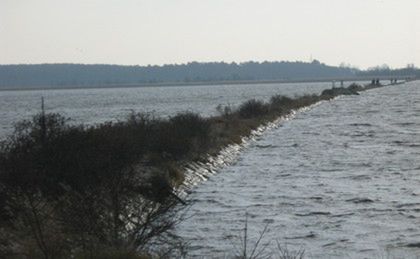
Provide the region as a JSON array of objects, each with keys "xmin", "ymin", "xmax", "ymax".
[
  {"xmin": 2, "ymin": 80, "xmax": 417, "ymax": 257},
  {"xmin": 176, "ymin": 81, "xmax": 420, "ymax": 258},
  {"xmin": 0, "ymin": 82, "xmax": 331, "ymax": 139}
]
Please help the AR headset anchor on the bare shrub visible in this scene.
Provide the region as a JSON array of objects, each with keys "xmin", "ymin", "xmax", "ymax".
[
  {"xmin": 270, "ymin": 95, "xmax": 294, "ymax": 107},
  {"xmin": 216, "ymin": 104, "xmax": 233, "ymax": 118},
  {"xmin": 0, "ymin": 112, "xmax": 188, "ymax": 258},
  {"xmin": 276, "ymin": 242, "xmax": 305, "ymax": 259},
  {"xmin": 229, "ymin": 213, "xmax": 271, "ymax": 259},
  {"xmin": 238, "ymin": 99, "xmax": 270, "ymax": 119},
  {"xmin": 0, "ymin": 85, "xmax": 358, "ymax": 257}
]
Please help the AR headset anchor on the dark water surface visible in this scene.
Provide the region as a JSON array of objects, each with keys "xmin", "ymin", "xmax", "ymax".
[{"xmin": 176, "ymin": 81, "xmax": 420, "ymax": 258}]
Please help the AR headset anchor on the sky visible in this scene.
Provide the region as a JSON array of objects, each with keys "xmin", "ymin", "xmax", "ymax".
[{"xmin": 1, "ymin": 0, "xmax": 419, "ymax": 69}]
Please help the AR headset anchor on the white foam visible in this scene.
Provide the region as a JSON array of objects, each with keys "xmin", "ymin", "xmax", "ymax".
[{"xmin": 176, "ymin": 101, "xmax": 326, "ymax": 197}]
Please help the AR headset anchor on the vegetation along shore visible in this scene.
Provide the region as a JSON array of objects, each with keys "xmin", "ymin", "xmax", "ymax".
[{"xmin": 0, "ymin": 81, "xmax": 395, "ymax": 258}]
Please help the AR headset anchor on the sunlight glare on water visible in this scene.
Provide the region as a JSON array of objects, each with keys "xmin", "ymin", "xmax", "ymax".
[{"xmin": 176, "ymin": 81, "xmax": 420, "ymax": 258}]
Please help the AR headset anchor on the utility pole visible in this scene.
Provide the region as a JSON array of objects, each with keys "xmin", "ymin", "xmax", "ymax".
[{"xmin": 40, "ymin": 96, "xmax": 46, "ymax": 144}]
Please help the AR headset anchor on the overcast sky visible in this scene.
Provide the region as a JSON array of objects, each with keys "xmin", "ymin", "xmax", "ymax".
[{"xmin": 1, "ymin": 0, "xmax": 419, "ymax": 69}]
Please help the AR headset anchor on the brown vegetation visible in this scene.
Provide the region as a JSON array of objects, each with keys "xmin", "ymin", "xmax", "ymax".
[{"xmin": 0, "ymin": 83, "xmax": 369, "ymax": 258}]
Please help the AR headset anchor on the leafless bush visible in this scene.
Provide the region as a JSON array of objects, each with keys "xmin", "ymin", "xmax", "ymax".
[
  {"xmin": 276, "ymin": 242, "xmax": 305, "ymax": 259},
  {"xmin": 238, "ymin": 99, "xmax": 270, "ymax": 119},
  {"xmin": 0, "ymin": 112, "xmax": 188, "ymax": 258},
  {"xmin": 229, "ymin": 213, "xmax": 271, "ymax": 259},
  {"xmin": 216, "ymin": 104, "xmax": 234, "ymax": 118}
]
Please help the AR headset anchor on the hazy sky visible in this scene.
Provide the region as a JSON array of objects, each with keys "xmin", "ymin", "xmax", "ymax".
[{"xmin": 1, "ymin": 0, "xmax": 419, "ymax": 68}]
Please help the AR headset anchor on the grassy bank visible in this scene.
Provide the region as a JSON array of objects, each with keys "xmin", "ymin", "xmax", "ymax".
[{"xmin": 0, "ymin": 83, "xmax": 377, "ymax": 258}]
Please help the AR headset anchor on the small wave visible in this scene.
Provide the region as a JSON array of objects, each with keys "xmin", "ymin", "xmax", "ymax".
[
  {"xmin": 359, "ymin": 248, "xmax": 376, "ymax": 253},
  {"xmin": 285, "ymin": 232, "xmax": 317, "ymax": 239},
  {"xmin": 302, "ymin": 131, "xmax": 320, "ymax": 135},
  {"xmin": 393, "ymin": 122, "xmax": 416, "ymax": 126},
  {"xmin": 341, "ymin": 174, "xmax": 371, "ymax": 180},
  {"xmin": 349, "ymin": 123, "xmax": 373, "ymax": 127},
  {"xmin": 408, "ymin": 144, "xmax": 420, "ymax": 147},
  {"xmin": 320, "ymin": 168, "xmax": 345, "ymax": 172},
  {"xmin": 255, "ymin": 144, "xmax": 275, "ymax": 148},
  {"xmin": 345, "ymin": 198, "xmax": 374, "ymax": 204},
  {"xmin": 351, "ymin": 130, "xmax": 376, "ymax": 138},
  {"xmin": 405, "ymin": 243, "xmax": 420, "ymax": 248},
  {"xmin": 365, "ymin": 110, "xmax": 380, "ymax": 114},
  {"xmin": 345, "ymin": 162, "xmax": 373, "ymax": 168},
  {"xmin": 331, "ymin": 212, "xmax": 355, "ymax": 218},
  {"xmin": 322, "ymin": 242, "xmax": 336, "ymax": 247},
  {"xmin": 295, "ymin": 211, "xmax": 331, "ymax": 217},
  {"xmin": 395, "ymin": 203, "xmax": 420, "ymax": 208},
  {"xmin": 309, "ymin": 196, "xmax": 323, "ymax": 201},
  {"xmin": 392, "ymin": 141, "xmax": 420, "ymax": 148},
  {"xmin": 262, "ymin": 218, "xmax": 275, "ymax": 224}
]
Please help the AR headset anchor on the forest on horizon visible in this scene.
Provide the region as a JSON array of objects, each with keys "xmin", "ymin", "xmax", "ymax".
[{"xmin": 0, "ymin": 60, "xmax": 418, "ymax": 89}]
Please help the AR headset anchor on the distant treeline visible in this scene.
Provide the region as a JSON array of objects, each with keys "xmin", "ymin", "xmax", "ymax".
[
  {"xmin": 0, "ymin": 60, "xmax": 357, "ymax": 89},
  {"xmin": 0, "ymin": 61, "xmax": 418, "ymax": 89}
]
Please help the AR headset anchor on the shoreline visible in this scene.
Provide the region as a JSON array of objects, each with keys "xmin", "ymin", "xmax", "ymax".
[
  {"xmin": 177, "ymin": 104, "xmax": 318, "ymax": 197},
  {"xmin": 176, "ymin": 80, "xmax": 418, "ymax": 258},
  {"xmin": 0, "ymin": 81, "xmax": 398, "ymax": 257},
  {"xmin": 176, "ymin": 82, "xmax": 395, "ymax": 196},
  {"xmin": 0, "ymin": 78, "xmax": 413, "ymax": 92}
]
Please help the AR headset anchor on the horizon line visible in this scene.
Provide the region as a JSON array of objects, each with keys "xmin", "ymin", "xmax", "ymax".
[{"xmin": 0, "ymin": 60, "xmax": 417, "ymax": 70}]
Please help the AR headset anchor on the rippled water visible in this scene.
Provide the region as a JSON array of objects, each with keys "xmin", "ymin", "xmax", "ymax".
[
  {"xmin": 0, "ymin": 82, "xmax": 332, "ymax": 139},
  {"xmin": 176, "ymin": 81, "xmax": 420, "ymax": 258}
]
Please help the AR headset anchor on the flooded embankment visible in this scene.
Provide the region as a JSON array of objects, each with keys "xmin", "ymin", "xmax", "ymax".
[
  {"xmin": 176, "ymin": 81, "xmax": 420, "ymax": 258},
  {"xmin": 0, "ymin": 82, "xmax": 359, "ymax": 257}
]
